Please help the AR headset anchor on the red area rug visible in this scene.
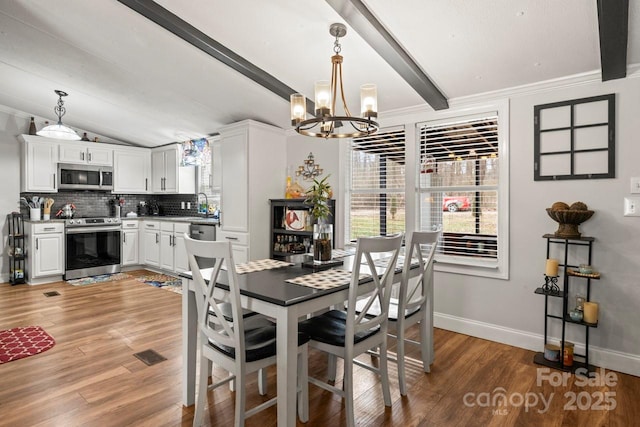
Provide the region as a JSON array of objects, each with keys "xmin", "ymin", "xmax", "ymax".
[{"xmin": 0, "ymin": 326, "xmax": 55, "ymax": 364}]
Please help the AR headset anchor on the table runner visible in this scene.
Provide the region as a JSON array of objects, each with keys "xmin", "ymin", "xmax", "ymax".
[
  {"xmin": 331, "ymin": 248, "xmax": 354, "ymax": 258},
  {"xmin": 286, "ymin": 269, "xmax": 370, "ymax": 290},
  {"xmin": 371, "ymin": 255, "xmax": 420, "ymax": 271},
  {"xmin": 222, "ymin": 259, "xmax": 294, "ymax": 274}
]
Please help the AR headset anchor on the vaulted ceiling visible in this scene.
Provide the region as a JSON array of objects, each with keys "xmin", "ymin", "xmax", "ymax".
[{"xmin": 0, "ymin": 0, "xmax": 636, "ymax": 147}]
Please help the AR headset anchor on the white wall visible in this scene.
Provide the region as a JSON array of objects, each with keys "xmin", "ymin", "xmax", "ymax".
[
  {"xmin": 0, "ymin": 110, "xmax": 29, "ymax": 282},
  {"xmin": 286, "ymin": 75, "xmax": 640, "ymax": 376}
]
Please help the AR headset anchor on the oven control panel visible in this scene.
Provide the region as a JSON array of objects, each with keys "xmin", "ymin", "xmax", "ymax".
[{"xmin": 65, "ymin": 217, "xmax": 122, "ymax": 227}]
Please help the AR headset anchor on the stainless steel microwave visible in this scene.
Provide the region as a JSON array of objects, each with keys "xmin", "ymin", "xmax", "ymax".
[{"xmin": 58, "ymin": 163, "xmax": 114, "ymax": 191}]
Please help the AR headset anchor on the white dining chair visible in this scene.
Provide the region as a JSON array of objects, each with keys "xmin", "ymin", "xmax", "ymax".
[
  {"xmin": 298, "ymin": 233, "xmax": 403, "ymax": 427},
  {"xmin": 356, "ymin": 229, "xmax": 440, "ymax": 395},
  {"xmin": 184, "ymin": 235, "xmax": 309, "ymax": 427}
]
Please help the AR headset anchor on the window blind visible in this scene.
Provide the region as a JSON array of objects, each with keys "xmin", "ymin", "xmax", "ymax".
[
  {"xmin": 347, "ymin": 127, "xmax": 406, "ymax": 242},
  {"xmin": 418, "ymin": 115, "xmax": 499, "ymax": 260}
]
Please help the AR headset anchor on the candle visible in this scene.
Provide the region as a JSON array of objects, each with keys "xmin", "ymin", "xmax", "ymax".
[
  {"xmin": 583, "ymin": 302, "xmax": 599, "ymax": 324},
  {"xmin": 545, "ymin": 259, "xmax": 559, "ymax": 276}
]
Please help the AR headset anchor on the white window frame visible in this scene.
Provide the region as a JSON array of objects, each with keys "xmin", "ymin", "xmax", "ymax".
[
  {"xmin": 418, "ymin": 100, "xmax": 509, "ymax": 279},
  {"xmin": 343, "ymin": 127, "xmax": 406, "ymax": 244}
]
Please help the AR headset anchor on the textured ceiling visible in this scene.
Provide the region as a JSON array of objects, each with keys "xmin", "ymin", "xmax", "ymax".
[{"xmin": 0, "ymin": 0, "xmax": 637, "ymax": 147}]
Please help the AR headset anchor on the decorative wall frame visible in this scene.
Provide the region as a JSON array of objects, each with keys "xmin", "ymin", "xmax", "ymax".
[{"xmin": 534, "ymin": 94, "xmax": 615, "ymax": 181}]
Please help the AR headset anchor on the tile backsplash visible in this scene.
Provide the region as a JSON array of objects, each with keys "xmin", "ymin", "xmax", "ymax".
[{"xmin": 19, "ymin": 191, "xmax": 220, "ymax": 218}]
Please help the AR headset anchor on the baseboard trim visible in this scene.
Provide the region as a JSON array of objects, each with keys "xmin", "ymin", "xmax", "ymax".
[{"xmin": 434, "ymin": 312, "xmax": 640, "ymax": 377}]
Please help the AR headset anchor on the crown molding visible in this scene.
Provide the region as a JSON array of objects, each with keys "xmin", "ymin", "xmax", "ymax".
[{"xmin": 381, "ymin": 64, "xmax": 640, "ymax": 122}]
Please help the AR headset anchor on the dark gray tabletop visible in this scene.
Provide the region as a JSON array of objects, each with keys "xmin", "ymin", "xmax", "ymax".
[{"xmin": 180, "ymin": 255, "xmax": 380, "ymax": 307}]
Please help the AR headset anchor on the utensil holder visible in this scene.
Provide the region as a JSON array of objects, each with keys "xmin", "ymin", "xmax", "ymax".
[{"xmin": 30, "ymin": 208, "xmax": 41, "ymax": 221}]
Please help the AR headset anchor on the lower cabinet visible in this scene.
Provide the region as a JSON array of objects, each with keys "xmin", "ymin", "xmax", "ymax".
[
  {"xmin": 142, "ymin": 220, "xmax": 161, "ymax": 267},
  {"xmin": 121, "ymin": 220, "xmax": 139, "ymax": 266},
  {"xmin": 160, "ymin": 222, "xmax": 190, "ymax": 273},
  {"xmin": 27, "ymin": 222, "xmax": 64, "ymax": 282},
  {"xmin": 217, "ymin": 229, "xmax": 249, "ymax": 264}
]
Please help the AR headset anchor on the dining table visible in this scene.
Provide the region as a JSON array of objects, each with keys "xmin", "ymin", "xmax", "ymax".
[{"xmin": 179, "ymin": 252, "xmax": 434, "ymax": 427}]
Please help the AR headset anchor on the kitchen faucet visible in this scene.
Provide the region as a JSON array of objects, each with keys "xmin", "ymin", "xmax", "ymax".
[{"xmin": 197, "ymin": 192, "xmax": 209, "ymax": 218}]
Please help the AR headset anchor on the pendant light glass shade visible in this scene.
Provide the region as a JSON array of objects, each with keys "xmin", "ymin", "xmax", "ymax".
[
  {"xmin": 290, "ymin": 93, "xmax": 306, "ymax": 125},
  {"xmin": 360, "ymin": 84, "xmax": 378, "ymax": 118},
  {"xmin": 37, "ymin": 122, "xmax": 81, "ymax": 140},
  {"xmin": 36, "ymin": 90, "xmax": 81, "ymax": 140}
]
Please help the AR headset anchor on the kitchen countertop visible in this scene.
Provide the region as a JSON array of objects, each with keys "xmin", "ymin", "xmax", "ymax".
[
  {"xmin": 24, "ymin": 216, "xmax": 219, "ymax": 225},
  {"xmin": 122, "ymin": 216, "xmax": 220, "ymax": 225}
]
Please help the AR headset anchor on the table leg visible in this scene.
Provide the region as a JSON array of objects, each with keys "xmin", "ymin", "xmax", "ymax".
[
  {"xmin": 182, "ymin": 278, "xmax": 197, "ymax": 406},
  {"xmin": 275, "ymin": 308, "xmax": 298, "ymax": 427}
]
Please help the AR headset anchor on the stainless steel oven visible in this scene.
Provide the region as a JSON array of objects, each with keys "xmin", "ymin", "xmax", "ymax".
[{"xmin": 64, "ymin": 217, "xmax": 122, "ymax": 280}]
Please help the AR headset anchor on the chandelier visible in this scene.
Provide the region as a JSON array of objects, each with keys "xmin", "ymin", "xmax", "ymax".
[
  {"xmin": 37, "ymin": 90, "xmax": 81, "ymax": 140},
  {"xmin": 296, "ymin": 152, "xmax": 323, "ymax": 181},
  {"xmin": 290, "ymin": 23, "xmax": 379, "ymax": 139}
]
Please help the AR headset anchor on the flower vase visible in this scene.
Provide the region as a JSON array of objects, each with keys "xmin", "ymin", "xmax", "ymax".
[{"xmin": 313, "ymin": 223, "xmax": 333, "ymax": 262}]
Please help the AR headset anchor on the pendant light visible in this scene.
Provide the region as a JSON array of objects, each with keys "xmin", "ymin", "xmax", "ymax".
[
  {"xmin": 37, "ymin": 90, "xmax": 81, "ymax": 140},
  {"xmin": 290, "ymin": 23, "xmax": 379, "ymax": 139}
]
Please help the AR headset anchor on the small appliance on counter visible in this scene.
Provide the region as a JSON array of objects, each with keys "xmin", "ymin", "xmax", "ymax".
[{"xmin": 148, "ymin": 200, "xmax": 160, "ymax": 216}]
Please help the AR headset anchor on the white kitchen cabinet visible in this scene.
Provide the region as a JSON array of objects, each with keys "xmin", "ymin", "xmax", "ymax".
[
  {"xmin": 218, "ymin": 120, "xmax": 286, "ymax": 261},
  {"xmin": 142, "ymin": 220, "xmax": 160, "ymax": 267},
  {"xmin": 19, "ymin": 135, "xmax": 58, "ymax": 193},
  {"xmin": 113, "ymin": 148, "xmax": 151, "ymax": 193},
  {"xmin": 58, "ymin": 141, "xmax": 112, "ymax": 166},
  {"xmin": 121, "ymin": 220, "xmax": 139, "ymax": 266},
  {"xmin": 151, "ymin": 145, "xmax": 196, "ymax": 194},
  {"xmin": 160, "ymin": 222, "xmax": 190, "ymax": 272},
  {"xmin": 26, "ymin": 222, "xmax": 64, "ymax": 283},
  {"xmin": 217, "ymin": 229, "xmax": 249, "ymax": 264}
]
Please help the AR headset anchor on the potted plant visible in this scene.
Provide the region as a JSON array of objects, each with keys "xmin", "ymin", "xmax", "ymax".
[{"xmin": 305, "ymin": 175, "xmax": 333, "ymax": 261}]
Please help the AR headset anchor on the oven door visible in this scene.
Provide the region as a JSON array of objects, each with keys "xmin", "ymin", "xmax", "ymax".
[{"xmin": 65, "ymin": 226, "xmax": 122, "ymax": 279}]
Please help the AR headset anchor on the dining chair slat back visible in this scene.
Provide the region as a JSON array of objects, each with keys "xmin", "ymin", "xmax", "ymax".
[
  {"xmin": 299, "ymin": 233, "xmax": 403, "ymax": 427},
  {"xmin": 184, "ymin": 235, "xmax": 309, "ymax": 427},
  {"xmin": 394, "ymin": 229, "xmax": 440, "ymax": 395}
]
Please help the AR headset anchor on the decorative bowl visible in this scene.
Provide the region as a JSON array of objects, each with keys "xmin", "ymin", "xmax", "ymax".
[
  {"xmin": 569, "ymin": 310, "xmax": 584, "ymax": 322},
  {"xmin": 545, "ymin": 208, "xmax": 594, "ymax": 238}
]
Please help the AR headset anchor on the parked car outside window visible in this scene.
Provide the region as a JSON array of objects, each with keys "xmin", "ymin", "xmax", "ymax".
[{"xmin": 442, "ymin": 196, "xmax": 470, "ymax": 212}]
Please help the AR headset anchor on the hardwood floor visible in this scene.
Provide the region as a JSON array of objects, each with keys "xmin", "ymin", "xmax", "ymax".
[{"xmin": 1, "ymin": 271, "xmax": 638, "ymax": 427}]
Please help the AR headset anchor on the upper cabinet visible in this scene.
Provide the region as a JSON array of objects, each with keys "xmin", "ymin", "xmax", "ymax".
[
  {"xmin": 151, "ymin": 145, "xmax": 195, "ymax": 194},
  {"xmin": 218, "ymin": 120, "xmax": 286, "ymax": 261},
  {"xmin": 113, "ymin": 147, "xmax": 151, "ymax": 194},
  {"xmin": 58, "ymin": 142, "xmax": 112, "ymax": 166},
  {"xmin": 19, "ymin": 135, "xmax": 58, "ymax": 193},
  {"xmin": 19, "ymin": 135, "xmax": 195, "ymax": 195}
]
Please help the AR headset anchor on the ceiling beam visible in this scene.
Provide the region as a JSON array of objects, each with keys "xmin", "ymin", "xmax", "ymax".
[
  {"xmin": 597, "ymin": 0, "xmax": 628, "ymax": 81},
  {"xmin": 326, "ymin": 0, "xmax": 448, "ymax": 110},
  {"xmin": 117, "ymin": 0, "xmax": 315, "ymax": 115}
]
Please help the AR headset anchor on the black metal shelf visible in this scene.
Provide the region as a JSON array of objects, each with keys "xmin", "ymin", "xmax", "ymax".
[
  {"xmin": 7, "ymin": 213, "xmax": 26, "ymax": 285},
  {"xmin": 533, "ymin": 234, "xmax": 598, "ymax": 373},
  {"xmin": 564, "ymin": 314, "xmax": 598, "ymax": 328},
  {"xmin": 534, "ymin": 287, "xmax": 564, "ymax": 298},
  {"xmin": 533, "ymin": 352, "xmax": 595, "ymax": 375}
]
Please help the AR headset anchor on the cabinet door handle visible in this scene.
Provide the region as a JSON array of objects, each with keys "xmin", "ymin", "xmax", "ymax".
[
  {"xmin": 81, "ymin": 151, "xmax": 85, "ymax": 161},
  {"xmin": 123, "ymin": 233, "xmax": 126, "ymax": 243},
  {"xmin": 36, "ymin": 238, "xmax": 38, "ymax": 250},
  {"xmin": 145, "ymin": 178, "xmax": 148, "ymax": 191},
  {"xmin": 43, "ymin": 227, "xmax": 56, "ymax": 231},
  {"xmin": 88, "ymin": 152, "xmax": 92, "ymax": 162},
  {"xmin": 225, "ymin": 237, "xmax": 239, "ymax": 241},
  {"xmin": 156, "ymin": 232, "xmax": 159, "ymax": 244},
  {"xmin": 53, "ymin": 173, "xmax": 56, "ymax": 189}
]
